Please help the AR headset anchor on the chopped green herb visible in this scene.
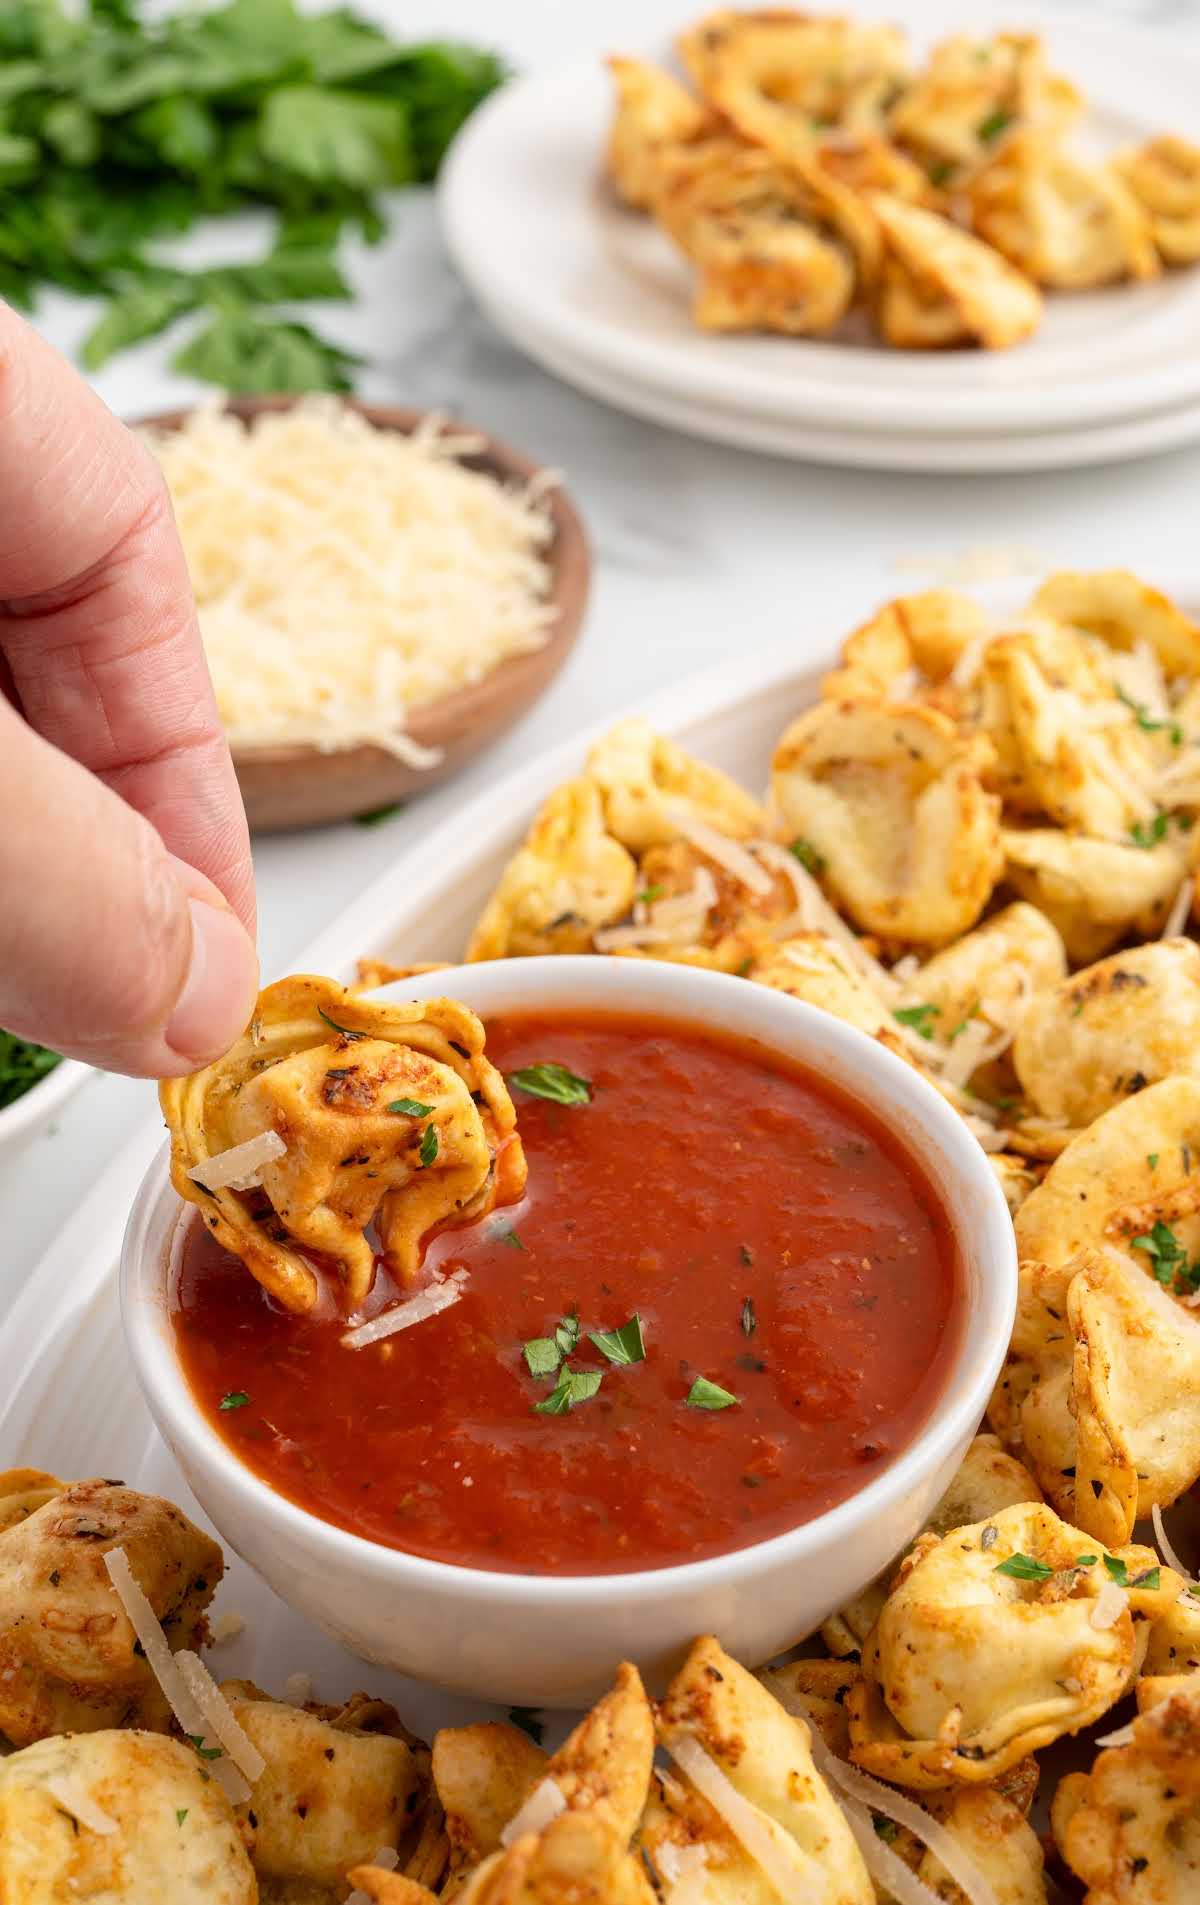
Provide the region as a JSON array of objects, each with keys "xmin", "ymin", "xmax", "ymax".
[
  {"xmin": 355, "ymin": 802, "xmax": 407, "ymax": 827},
  {"xmin": 1074, "ymin": 1554, "xmax": 1099, "ymax": 1567},
  {"xmin": 418, "ymin": 1123, "xmax": 439, "ymax": 1167},
  {"xmin": 1116, "ymin": 688, "xmax": 1183, "ymax": 746},
  {"xmin": 523, "ymin": 1337, "xmax": 560, "ymax": 1379},
  {"xmin": 1103, "ymin": 1555, "xmax": 1129, "ymax": 1587},
  {"xmin": 555, "ymin": 1312, "xmax": 581, "ymax": 1358},
  {"xmin": 318, "ymin": 1008, "xmax": 364, "ymax": 1041},
  {"xmin": 927, "ymin": 158, "xmax": 955, "ymax": 187},
  {"xmin": 497, "ymin": 1226, "xmax": 525, "ymax": 1251},
  {"xmin": 388, "ymin": 1098, "xmax": 433, "ymax": 1117},
  {"xmin": 994, "ymin": 1552, "xmax": 1053, "ymax": 1582},
  {"xmin": 0, "ymin": 1029, "xmax": 62, "ymax": 1112},
  {"xmin": 187, "ymin": 1735, "xmax": 224, "ymax": 1761},
  {"xmin": 1131, "ymin": 813, "xmax": 1169, "ymax": 849},
  {"xmin": 1148, "ymin": 1153, "xmax": 1160, "ymax": 1170},
  {"xmin": 175, "ymin": 1808, "xmax": 189, "ymax": 1827},
  {"xmin": 686, "ymin": 1376, "xmax": 740, "ymax": 1411},
  {"xmin": 977, "ymin": 107, "xmax": 1013, "ymax": 142},
  {"xmin": 789, "ymin": 836, "xmax": 826, "ymax": 875},
  {"xmin": 1070, "ymin": 1000, "xmax": 1084, "ymax": 1018},
  {"xmin": 893, "ymin": 1003, "xmax": 941, "ymax": 1040},
  {"xmin": 1132, "ymin": 1220, "xmax": 1189, "ymax": 1286},
  {"xmin": 509, "ymin": 1062, "xmax": 592, "ymax": 1106},
  {"xmin": 947, "ymin": 1002, "xmax": 981, "ymax": 1043},
  {"xmin": 735, "ymin": 957, "xmax": 754, "ymax": 977},
  {"xmin": 218, "ymin": 1391, "xmax": 249, "ymax": 1412},
  {"xmin": 873, "ymin": 1816, "xmax": 899, "ymax": 1842},
  {"xmin": 1130, "ymin": 1566, "xmax": 1161, "ymax": 1591},
  {"xmin": 589, "ymin": 1315, "xmax": 646, "ymax": 1366},
  {"xmin": 508, "ymin": 1706, "xmax": 544, "ymax": 1744},
  {"xmin": 534, "ymin": 1367, "xmax": 603, "ymax": 1415},
  {"xmin": 741, "ymin": 1297, "xmax": 757, "ymax": 1337},
  {"xmin": 637, "ymin": 884, "xmax": 665, "ymax": 904}
]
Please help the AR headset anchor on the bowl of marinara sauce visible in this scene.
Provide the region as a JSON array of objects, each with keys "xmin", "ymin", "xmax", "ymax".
[{"xmin": 121, "ymin": 956, "xmax": 1016, "ymax": 1707}]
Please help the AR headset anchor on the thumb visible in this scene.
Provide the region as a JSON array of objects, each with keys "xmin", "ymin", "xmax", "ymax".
[{"xmin": 0, "ymin": 708, "xmax": 259, "ymax": 1077}]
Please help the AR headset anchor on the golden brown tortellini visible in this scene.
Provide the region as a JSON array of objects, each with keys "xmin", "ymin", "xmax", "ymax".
[
  {"xmin": 1053, "ymin": 1677, "xmax": 1200, "ymax": 1905},
  {"xmin": 161, "ymin": 977, "xmax": 525, "ymax": 1314},
  {"xmin": 992, "ymin": 1247, "xmax": 1200, "ymax": 1545},
  {"xmin": 819, "ymin": 1433, "xmax": 1043, "ymax": 1659},
  {"xmin": 431, "ymin": 1721, "xmax": 547, "ymax": 1897},
  {"xmin": 870, "ymin": 193, "xmax": 1044, "ymax": 350},
  {"xmin": 991, "ymin": 1153, "xmax": 1044, "ymax": 1217},
  {"xmin": 1116, "ymin": 134, "xmax": 1200, "ymax": 265},
  {"xmin": 0, "ymin": 1465, "xmax": 66, "ymax": 1532},
  {"xmin": 847, "ymin": 1501, "xmax": 1180, "ymax": 1787},
  {"xmin": 894, "ymin": 901, "xmax": 1066, "ymax": 1087},
  {"xmin": 1030, "ymin": 569, "xmax": 1200, "ymax": 679},
  {"xmin": 219, "ymin": 1681, "xmax": 424, "ymax": 1896},
  {"xmin": 605, "ymin": 56, "xmax": 714, "ymax": 211},
  {"xmin": 645, "ymin": 1635, "xmax": 874, "ymax": 1902},
  {"xmin": 1014, "ymin": 939, "xmax": 1200, "ymax": 1127},
  {"xmin": 608, "ymin": 836, "xmax": 797, "ymax": 972},
  {"xmin": 587, "ymin": 717, "xmax": 763, "ymax": 851},
  {"xmin": 467, "ymin": 778, "xmax": 638, "ymax": 963},
  {"xmin": 771, "ymin": 697, "xmax": 1002, "ymax": 945},
  {"xmin": 886, "ymin": 31, "xmax": 1081, "ymax": 174},
  {"xmin": 757, "ymin": 1657, "xmax": 861, "ymax": 1757},
  {"xmin": 0, "ymin": 1479, "xmax": 221, "ymax": 1748},
  {"xmin": 1013, "ymin": 1075, "xmax": 1200, "ymax": 1273},
  {"xmin": 881, "ymin": 1787, "xmax": 1048, "ymax": 1905},
  {"xmin": 1142, "ymin": 1579, "xmax": 1200, "ymax": 1689},
  {"xmin": 0, "ymin": 1730, "xmax": 256, "ymax": 1904},
  {"xmin": 968, "ymin": 132, "xmax": 1159, "ymax": 288},
  {"xmin": 821, "ymin": 588, "xmax": 988, "ymax": 704},
  {"xmin": 1002, "ymin": 827, "xmax": 1187, "ymax": 964}
]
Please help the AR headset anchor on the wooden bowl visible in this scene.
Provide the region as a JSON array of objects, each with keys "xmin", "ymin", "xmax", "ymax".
[{"xmin": 134, "ymin": 396, "xmax": 590, "ymax": 832}]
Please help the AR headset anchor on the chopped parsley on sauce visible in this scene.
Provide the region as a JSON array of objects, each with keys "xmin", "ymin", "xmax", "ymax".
[
  {"xmin": 686, "ymin": 1376, "xmax": 740, "ymax": 1411},
  {"xmin": 219, "ymin": 1391, "xmax": 249, "ymax": 1411},
  {"xmin": 509, "ymin": 1062, "xmax": 592, "ymax": 1106},
  {"xmin": 589, "ymin": 1315, "xmax": 646, "ymax": 1366},
  {"xmin": 534, "ymin": 1367, "xmax": 603, "ymax": 1415}
]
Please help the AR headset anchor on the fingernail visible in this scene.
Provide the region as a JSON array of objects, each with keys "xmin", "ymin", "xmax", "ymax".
[{"xmin": 166, "ymin": 898, "xmax": 259, "ymax": 1064}]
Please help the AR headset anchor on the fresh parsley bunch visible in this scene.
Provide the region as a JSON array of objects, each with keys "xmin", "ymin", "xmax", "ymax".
[{"xmin": 0, "ymin": 0, "xmax": 504, "ymax": 389}]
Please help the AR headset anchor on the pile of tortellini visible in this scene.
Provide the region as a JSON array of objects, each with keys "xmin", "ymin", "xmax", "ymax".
[
  {"xmin": 5, "ymin": 1458, "xmax": 1200, "ymax": 1903},
  {"xmin": 606, "ymin": 9, "xmax": 1200, "ymax": 347}
]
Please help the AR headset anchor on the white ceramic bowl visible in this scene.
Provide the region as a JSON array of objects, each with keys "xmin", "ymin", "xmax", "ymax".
[
  {"xmin": 0, "ymin": 1053, "xmax": 90, "ymax": 1161},
  {"xmin": 121, "ymin": 957, "xmax": 1016, "ymax": 1708}
]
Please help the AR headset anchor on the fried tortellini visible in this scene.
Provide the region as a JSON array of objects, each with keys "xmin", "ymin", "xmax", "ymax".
[
  {"xmin": 467, "ymin": 779, "xmax": 637, "ymax": 962},
  {"xmin": 1117, "ymin": 134, "xmax": 1200, "ymax": 265},
  {"xmin": 587, "ymin": 717, "xmax": 764, "ymax": 851},
  {"xmin": 606, "ymin": 56, "xmax": 714, "ymax": 211},
  {"xmin": 991, "ymin": 1247, "xmax": 1200, "ymax": 1545},
  {"xmin": 771, "ymin": 697, "xmax": 1002, "ymax": 944},
  {"xmin": 1002, "ymin": 828, "xmax": 1187, "ymax": 964},
  {"xmin": 847, "ymin": 1501, "xmax": 1181, "ymax": 1787},
  {"xmin": 0, "ymin": 1730, "xmax": 257, "ymax": 1904},
  {"xmin": 0, "ymin": 1465, "xmax": 65, "ymax": 1532},
  {"xmin": 432, "ymin": 1721, "xmax": 548, "ymax": 1896},
  {"xmin": 679, "ymin": 9, "xmax": 909, "ymax": 154},
  {"xmin": 967, "ymin": 131, "xmax": 1159, "ymax": 288},
  {"xmin": 0, "ymin": 1479, "xmax": 221, "ymax": 1748},
  {"xmin": 161, "ymin": 976, "xmax": 525, "ymax": 1314},
  {"xmin": 1053, "ymin": 1678, "xmax": 1200, "ymax": 1904},
  {"xmin": 1030, "ymin": 568, "xmax": 1200, "ymax": 679},
  {"xmin": 820, "ymin": 588, "xmax": 988, "ymax": 704},
  {"xmin": 886, "ymin": 31, "xmax": 1081, "ymax": 175},
  {"xmin": 870, "ymin": 191, "xmax": 1044, "ymax": 350}
]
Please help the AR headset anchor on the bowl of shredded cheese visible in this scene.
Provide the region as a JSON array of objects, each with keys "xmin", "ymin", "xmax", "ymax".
[{"xmin": 137, "ymin": 396, "xmax": 590, "ymax": 831}]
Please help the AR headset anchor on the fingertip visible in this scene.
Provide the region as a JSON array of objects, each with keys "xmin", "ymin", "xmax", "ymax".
[{"xmin": 162, "ymin": 897, "xmax": 260, "ymax": 1070}]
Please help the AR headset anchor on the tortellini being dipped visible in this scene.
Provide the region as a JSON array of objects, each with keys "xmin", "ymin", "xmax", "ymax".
[
  {"xmin": 870, "ymin": 192, "xmax": 1044, "ymax": 350},
  {"xmin": 771, "ymin": 697, "xmax": 1003, "ymax": 945},
  {"xmin": 466, "ymin": 778, "xmax": 637, "ymax": 962},
  {"xmin": 967, "ymin": 132, "xmax": 1159, "ymax": 288},
  {"xmin": 1014, "ymin": 939, "xmax": 1200, "ymax": 1127},
  {"xmin": 847, "ymin": 1501, "xmax": 1181, "ymax": 1788},
  {"xmin": 0, "ymin": 1730, "xmax": 257, "ymax": 1905},
  {"xmin": 990, "ymin": 1247, "xmax": 1200, "ymax": 1545},
  {"xmin": 161, "ymin": 976, "xmax": 526, "ymax": 1315}
]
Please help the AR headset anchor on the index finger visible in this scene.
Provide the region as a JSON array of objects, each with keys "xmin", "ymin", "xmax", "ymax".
[{"xmin": 0, "ymin": 305, "xmax": 255, "ymax": 935}]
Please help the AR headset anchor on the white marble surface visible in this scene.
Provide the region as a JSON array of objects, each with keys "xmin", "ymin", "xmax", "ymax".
[{"xmin": 4, "ymin": 0, "xmax": 1200, "ymax": 1310}]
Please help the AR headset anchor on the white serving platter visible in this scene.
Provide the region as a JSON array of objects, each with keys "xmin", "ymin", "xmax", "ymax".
[
  {"xmin": 0, "ymin": 571, "xmax": 1180, "ymax": 1744},
  {"xmin": 440, "ymin": 0, "xmax": 1200, "ymax": 466}
]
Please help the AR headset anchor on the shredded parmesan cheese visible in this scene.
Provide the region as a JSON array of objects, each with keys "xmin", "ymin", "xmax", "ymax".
[
  {"xmin": 44, "ymin": 1773, "xmax": 118, "ymax": 1837},
  {"xmin": 175, "ymin": 1651, "xmax": 266, "ymax": 1784},
  {"xmin": 751, "ymin": 840, "xmax": 900, "ymax": 998},
  {"xmin": 342, "ymin": 1269, "xmax": 468, "ymax": 1350},
  {"xmin": 665, "ymin": 1734, "xmax": 820, "ymax": 1898},
  {"xmin": 1152, "ymin": 1503, "xmax": 1197, "ymax": 1584},
  {"xmin": 1094, "ymin": 1719, "xmax": 1137, "ymax": 1748},
  {"xmin": 145, "ymin": 399, "xmax": 558, "ymax": 761},
  {"xmin": 1162, "ymin": 879, "xmax": 1194, "ymax": 940},
  {"xmin": 188, "ymin": 1130, "xmax": 286, "ymax": 1194},
  {"xmin": 1091, "ymin": 1582, "xmax": 1129, "ymax": 1630},
  {"xmin": 500, "ymin": 1777, "xmax": 567, "ymax": 1847},
  {"xmin": 666, "ymin": 808, "xmax": 774, "ymax": 896}
]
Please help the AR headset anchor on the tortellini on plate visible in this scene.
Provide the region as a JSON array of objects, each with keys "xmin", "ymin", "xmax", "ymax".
[
  {"xmin": 870, "ymin": 192, "xmax": 1044, "ymax": 350},
  {"xmin": 1117, "ymin": 134, "xmax": 1200, "ymax": 265},
  {"xmin": 820, "ymin": 588, "xmax": 988, "ymax": 703},
  {"xmin": 1002, "ymin": 828, "xmax": 1187, "ymax": 964},
  {"xmin": 1053, "ymin": 1678, "xmax": 1200, "ymax": 1905},
  {"xmin": 587, "ymin": 717, "xmax": 764, "ymax": 851},
  {"xmin": 466, "ymin": 778, "xmax": 638, "ymax": 962},
  {"xmin": 771, "ymin": 697, "xmax": 1002, "ymax": 944},
  {"xmin": 1029, "ymin": 568, "xmax": 1200, "ymax": 679},
  {"xmin": 967, "ymin": 131, "xmax": 1159, "ymax": 288},
  {"xmin": 605, "ymin": 56, "xmax": 715, "ymax": 211},
  {"xmin": 847, "ymin": 1501, "xmax": 1181, "ymax": 1787},
  {"xmin": 885, "ymin": 32, "xmax": 1081, "ymax": 174},
  {"xmin": 161, "ymin": 976, "xmax": 525, "ymax": 1314}
]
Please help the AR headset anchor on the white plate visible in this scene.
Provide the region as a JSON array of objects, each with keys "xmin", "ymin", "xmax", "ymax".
[
  {"xmin": 0, "ymin": 574, "xmax": 1181, "ymax": 1733},
  {"xmin": 476, "ymin": 280, "xmax": 1200, "ymax": 470},
  {"xmin": 440, "ymin": 0, "xmax": 1200, "ymax": 450}
]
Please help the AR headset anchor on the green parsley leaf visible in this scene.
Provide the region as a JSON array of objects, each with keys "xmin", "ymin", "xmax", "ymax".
[
  {"xmin": 523, "ymin": 1337, "xmax": 560, "ymax": 1379},
  {"xmin": 218, "ymin": 1391, "xmax": 249, "ymax": 1411},
  {"xmin": 741, "ymin": 1296, "xmax": 757, "ymax": 1336},
  {"xmin": 388, "ymin": 1098, "xmax": 433, "ymax": 1117},
  {"xmin": 1149, "ymin": 1153, "xmax": 1160, "ymax": 1169},
  {"xmin": 318, "ymin": 1007, "xmax": 364, "ymax": 1040},
  {"xmin": 1130, "ymin": 813, "xmax": 1170, "ymax": 849},
  {"xmin": 637, "ymin": 884, "xmax": 665, "ymax": 904},
  {"xmin": 0, "ymin": 1028, "xmax": 62, "ymax": 1112},
  {"xmin": 555, "ymin": 1312, "xmax": 581, "ymax": 1358},
  {"xmin": 893, "ymin": 1003, "xmax": 940, "ymax": 1040},
  {"xmin": 1130, "ymin": 1565, "xmax": 1161, "ymax": 1591},
  {"xmin": 977, "ymin": 107, "xmax": 1013, "ymax": 143},
  {"xmin": 534, "ymin": 1367, "xmax": 603, "ymax": 1415},
  {"xmin": 1075, "ymin": 1554, "xmax": 1099, "ymax": 1567},
  {"xmin": 1115, "ymin": 687, "xmax": 1183, "ymax": 746},
  {"xmin": 588, "ymin": 1315, "xmax": 646, "ymax": 1366},
  {"xmin": 1103, "ymin": 1555, "xmax": 1130, "ymax": 1586},
  {"xmin": 418, "ymin": 1123, "xmax": 439, "ymax": 1168},
  {"xmin": 994, "ymin": 1552, "xmax": 1053, "ymax": 1581},
  {"xmin": 509, "ymin": 1062, "xmax": 592, "ymax": 1106},
  {"xmin": 187, "ymin": 1735, "xmax": 224, "ymax": 1761},
  {"xmin": 355, "ymin": 801, "xmax": 407, "ymax": 827},
  {"xmin": 927, "ymin": 158, "xmax": 955, "ymax": 187},
  {"xmin": 686, "ymin": 1376, "xmax": 740, "ymax": 1411},
  {"xmin": 1132, "ymin": 1220, "xmax": 1189, "ymax": 1286},
  {"xmin": 259, "ymin": 85, "xmax": 414, "ymax": 192},
  {"xmin": 947, "ymin": 1002, "xmax": 981, "ymax": 1043},
  {"xmin": 789, "ymin": 836, "xmax": 826, "ymax": 875},
  {"xmin": 175, "ymin": 1807, "xmax": 189, "ymax": 1827},
  {"xmin": 873, "ymin": 1816, "xmax": 899, "ymax": 1841},
  {"xmin": 508, "ymin": 1706, "xmax": 544, "ymax": 1744},
  {"xmin": 81, "ymin": 270, "xmax": 200, "ymax": 370},
  {"xmin": 173, "ymin": 310, "xmax": 361, "ymax": 395},
  {"xmin": 496, "ymin": 1226, "xmax": 525, "ymax": 1251}
]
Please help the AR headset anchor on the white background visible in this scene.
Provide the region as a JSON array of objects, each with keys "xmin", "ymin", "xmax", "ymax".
[{"xmin": 4, "ymin": 0, "xmax": 1199, "ymax": 1310}]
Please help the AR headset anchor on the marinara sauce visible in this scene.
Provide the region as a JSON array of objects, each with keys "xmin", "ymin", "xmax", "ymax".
[{"xmin": 173, "ymin": 1010, "xmax": 960, "ymax": 1575}]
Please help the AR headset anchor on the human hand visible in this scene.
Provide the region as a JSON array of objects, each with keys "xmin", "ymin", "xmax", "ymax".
[{"xmin": 0, "ymin": 307, "xmax": 258, "ymax": 1078}]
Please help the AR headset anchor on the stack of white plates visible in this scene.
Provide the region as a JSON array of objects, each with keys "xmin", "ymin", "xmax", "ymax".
[{"xmin": 440, "ymin": 1, "xmax": 1200, "ymax": 473}]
